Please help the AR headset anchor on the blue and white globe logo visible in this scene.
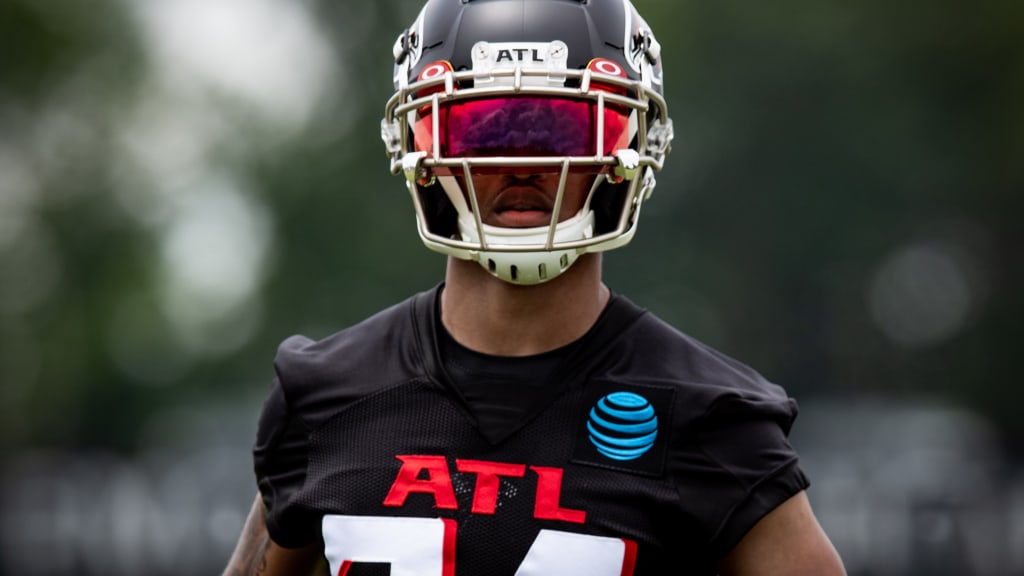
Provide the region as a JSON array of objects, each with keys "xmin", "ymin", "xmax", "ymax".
[{"xmin": 587, "ymin": 392, "xmax": 658, "ymax": 461}]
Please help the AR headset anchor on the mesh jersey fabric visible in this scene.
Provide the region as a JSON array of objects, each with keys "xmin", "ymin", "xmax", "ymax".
[{"xmin": 253, "ymin": 284, "xmax": 809, "ymax": 575}]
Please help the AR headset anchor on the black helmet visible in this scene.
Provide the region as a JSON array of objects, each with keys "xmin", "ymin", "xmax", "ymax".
[{"xmin": 382, "ymin": 0, "xmax": 673, "ymax": 284}]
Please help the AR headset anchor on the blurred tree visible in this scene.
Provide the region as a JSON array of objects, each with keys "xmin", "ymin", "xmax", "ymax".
[{"xmin": 0, "ymin": 0, "xmax": 149, "ymax": 449}]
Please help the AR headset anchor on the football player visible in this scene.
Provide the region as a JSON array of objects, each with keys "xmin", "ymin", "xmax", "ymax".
[{"xmin": 225, "ymin": 0, "xmax": 846, "ymax": 574}]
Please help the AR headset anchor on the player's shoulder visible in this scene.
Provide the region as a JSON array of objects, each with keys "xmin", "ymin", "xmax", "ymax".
[
  {"xmin": 604, "ymin": 294, "xmax": 789, "ymax": 403},
  {"xmin": 272, "ymin": 286, "xmax": 436, "ymax": 397},
  {"xmin": 595, "ymin": 296, "xmax": 800, "ymax": 438},
  {"xmin": 276, "ymin": 292, "xmax": 421, "ymax": 360}
]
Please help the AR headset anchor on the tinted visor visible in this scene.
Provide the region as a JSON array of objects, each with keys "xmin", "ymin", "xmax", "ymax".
[{"xmin": 414, "ymin": 96, "xmax": 632, "ymax": 159}]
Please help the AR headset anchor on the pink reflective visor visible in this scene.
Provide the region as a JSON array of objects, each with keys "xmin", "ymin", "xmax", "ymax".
[{"xmin": 414, "ymin": 96, "xmax": 631, "ymax": 158}]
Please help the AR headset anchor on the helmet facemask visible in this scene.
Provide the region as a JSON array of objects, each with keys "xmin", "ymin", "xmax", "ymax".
[{"xmin": 382, "ymin": 25, "xmax": 673, "ymax": 285}]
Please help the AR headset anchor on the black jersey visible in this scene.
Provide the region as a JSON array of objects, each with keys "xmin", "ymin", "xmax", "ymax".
[{"xmin": 254, "ymin": 285, "xmax": 808, "ymax": 576}]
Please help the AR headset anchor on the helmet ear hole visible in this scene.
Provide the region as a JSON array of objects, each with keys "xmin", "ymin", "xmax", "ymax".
[
  {"xmin": 419, "ymin": 184, "xmax": 459, "ymax": 239},
  {"xmin": 591, "ymin": 182, "xmax": 628, "ymax": 235}
]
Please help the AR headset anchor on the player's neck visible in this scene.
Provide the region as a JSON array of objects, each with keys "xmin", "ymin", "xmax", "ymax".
[{"xmin": 441, "ymin": 254, "xmax": 610, "ymax": 357}]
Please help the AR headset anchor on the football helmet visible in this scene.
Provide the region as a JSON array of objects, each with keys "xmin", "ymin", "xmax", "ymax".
[{"xmin": 382, "ymin": 0, "xmax": 673, "ymax": 284}]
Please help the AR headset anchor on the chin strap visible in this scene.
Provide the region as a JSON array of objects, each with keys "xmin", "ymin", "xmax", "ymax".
[
  {"xmin": 458, "ymin": 212, "xmax": 596, "ymax": 284},
  {"xmin": 436, "ymin": 175, "xmax": 596, "ymax": 285}
]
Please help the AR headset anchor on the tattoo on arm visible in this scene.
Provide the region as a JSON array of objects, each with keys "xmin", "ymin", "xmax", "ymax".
[
  {"xmin": 223, "ymin": 495, "xmax": 273, "ymax": 576},
  {"xmin": 224, "ymin": 494, "xmax": 327, "ymax": 576}
]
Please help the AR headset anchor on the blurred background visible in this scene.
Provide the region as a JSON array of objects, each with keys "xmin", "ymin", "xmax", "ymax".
[{"xmin": 0, "ymin": 0, "xmax": 1021, "ymax": 574}]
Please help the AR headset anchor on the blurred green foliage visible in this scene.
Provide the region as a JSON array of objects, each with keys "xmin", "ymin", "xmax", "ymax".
[{"xmin": 0, "ymin": 0, "xmax": 1021, "ymax": 458}]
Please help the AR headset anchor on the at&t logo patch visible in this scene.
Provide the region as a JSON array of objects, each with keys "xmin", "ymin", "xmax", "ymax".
[
  {"xmin": 587, "ymin": 392, "xmax": 658, "ymax": 461},
  {"xmin": 573, "ymin": 381, "xmax": 673, "ymax": 476}
]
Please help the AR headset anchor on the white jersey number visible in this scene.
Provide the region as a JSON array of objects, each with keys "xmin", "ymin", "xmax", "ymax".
[{"xmin": 321, "ymin": 515, "xmax": 636, "ymax": 576}]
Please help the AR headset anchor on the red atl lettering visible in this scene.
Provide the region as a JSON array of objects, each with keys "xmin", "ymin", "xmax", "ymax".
[
  {"xmin": 382, "ymin": 456, "xmax": 586, "ymax": 525},
  {"xmin": 455, "ymin": 459, "xmax": 527, "ymax": 514},
  {"xmin": 382, "ymin": 455, "xmax": 458, "ymax": 509},
  {"xmin": 531, "ymin": 466, "xmax": 587, "ymax": 524}
]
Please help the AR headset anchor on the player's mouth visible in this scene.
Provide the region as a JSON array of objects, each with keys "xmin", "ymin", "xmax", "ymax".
[
  {"xmin": 492, "ymin": 206, "xmax": 553, "ymax": 228},
  {"xmin": 489, "ymin": 192, "xmax": 554, "ymax": 228}
]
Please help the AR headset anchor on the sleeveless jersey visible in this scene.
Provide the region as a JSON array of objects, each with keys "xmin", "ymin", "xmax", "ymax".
[{"xmin": 254, "ymin": 285, "xmax": 809, "ymax": 575}]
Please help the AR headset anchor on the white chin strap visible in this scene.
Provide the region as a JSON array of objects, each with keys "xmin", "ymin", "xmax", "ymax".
[
  {"xmin": 458, "ymin": 210, "xmax": 595, "ymax": 285},
  {"xmin": 439, "ymin": 175, "xmax": 595, "ymax": 285}
]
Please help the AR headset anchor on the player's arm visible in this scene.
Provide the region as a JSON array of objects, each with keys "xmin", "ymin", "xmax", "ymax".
[
  {"xmin": 223, "ymin": 493, "xmax": 328, "ymax": 576},
  {"xmin": 718, "ymin": 490, "xmax": 846, "ymax": 576}
]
